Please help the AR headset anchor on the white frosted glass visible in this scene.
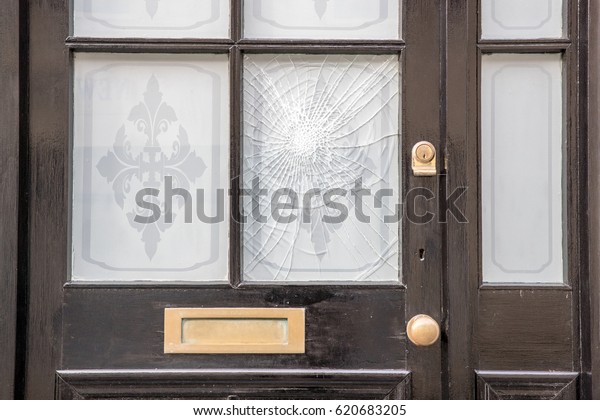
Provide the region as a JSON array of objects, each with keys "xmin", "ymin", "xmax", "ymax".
[
  {"xmin": 243, "ymin": 54, "xmax": 401, "ymax": 282},
  {"xmin": 72, "ymin": 54, "xmax": 229, "ymax": 281},
  {"xmin": 244, "ymin": 0, "xmax": 400, "ymax": 40},
  {"xmin": 481, "ymin": 54, "xmax": 564, "ymax": 284},
  {"xmin": 481, "ymin": 0, "xmax": 564, "ymax": 39},
  {"xmin": 73, "ymin": 0, "xmax": 229, "ymax": 38}
]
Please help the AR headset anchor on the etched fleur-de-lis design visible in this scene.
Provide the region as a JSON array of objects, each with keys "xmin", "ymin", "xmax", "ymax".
[
  {"xmin": 313, "ymin": 0, "xmax": 329, "ymax": 19},
  {"xmin": 145, "ymin": 0, "xmax": 159, "ymax": 18},
  {"xmin": 97, "ymin": 75, "xmax": 206, "ymax": 259}
]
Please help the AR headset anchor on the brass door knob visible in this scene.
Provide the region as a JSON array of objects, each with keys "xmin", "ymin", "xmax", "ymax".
[{"xmin": 406, "ymin": 314, "xmax": 440, "ymax": 347}]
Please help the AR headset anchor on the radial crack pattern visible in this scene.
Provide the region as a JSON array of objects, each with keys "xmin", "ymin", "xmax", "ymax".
[{"xmin": 243, "ymin": 54, "xmax": 401, "ymax": 282}]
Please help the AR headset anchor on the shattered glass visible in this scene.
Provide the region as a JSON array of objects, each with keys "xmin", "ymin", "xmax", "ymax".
[{"xmin": 242, "ymin": 54, "xmax": 401, "ymax": 282}]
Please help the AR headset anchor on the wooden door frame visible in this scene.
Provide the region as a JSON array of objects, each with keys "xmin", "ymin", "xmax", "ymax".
[
  {"xmin": 584, "ymin": 0, "xmax": 600, "ymax": 400},
  {"xmin": 18, "ymin": 0, "xmax": 69, "ymax": 399},
  {"xmin": 443, "ymin": 0, "xmax": 479, "ymax": 399},
  {"xmin": 0, "ymin": 0, "xmax": 21, "ymax": 400},
  {"xmin": 3, "ymin": 0, "xmax": 599, "ymax": 400}
]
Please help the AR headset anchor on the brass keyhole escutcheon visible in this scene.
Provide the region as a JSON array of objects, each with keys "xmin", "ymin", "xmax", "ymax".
[
  {"xmin": 406, "ymin": 314, "xmax": 440, "ymax": 347},
  {"xmin": 415, "ymin": 143, "xmax": 435, "ymax": 163},
  {"xmin": 411, "ymin": 141, "xmax": 437, "ymax": 176}
]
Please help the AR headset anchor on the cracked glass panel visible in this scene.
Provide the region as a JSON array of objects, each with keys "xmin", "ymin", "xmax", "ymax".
[
  {"xmin": 481, "ymin": 0, "xmax": 564, "ymax": 40},
  {"xmin": 244, "ymin": 0, "xmax": 401, "ymax": 40},
  {"xmin": 243, "ymin": 54, "xmax": 401, "ymax": 283},
  {"xmin": 481, "ymin": 54, "xmax": 564, "ymax": 283},
  {"xmin": 73, "ymin": 0, "xmax": 229, "ymax": 39},
  {"xmin": 72, "ymin": 54, "xmax": 229, "ymax": 281}
]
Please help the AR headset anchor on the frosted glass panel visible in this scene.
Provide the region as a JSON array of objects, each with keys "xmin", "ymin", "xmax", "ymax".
[
  {"xmin": 481, "ymin": 54, "xmax": 564, "ymax": 284},
  {"xmin": 73, "ymin": 0, "xmax": 229, "ymax": 38},
  {"xmin": 481, "ymin": 0, "xmax": 564, "ymax": 39},
  {"xmin": 72, "ymin": 54, "xmax": 229, "ymax": 281},
  {"xmin": 244, "ymin": 0, "xmax": 400, "ymax": 40},
  {"xmin": 243, "ymin": 54, "xmax": 400, "ymax": 282}
]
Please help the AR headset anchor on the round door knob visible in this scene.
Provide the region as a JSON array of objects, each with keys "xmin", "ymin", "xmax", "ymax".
[{"xmin": 406, "ymin": 314, "xmax": 440, "ymax": 347}]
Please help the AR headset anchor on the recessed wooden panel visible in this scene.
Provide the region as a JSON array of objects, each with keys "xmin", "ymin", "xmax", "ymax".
[
  {"xmin": 56, "ymin": 369, "xmax": 411, "ymax": 400},
  {"xmin": 478, "ymin": 290, "xmax": 573, "ymax": 370},
  {"xmin": 62, "ymin": 288, "xmax": 406, "ymax": 370},
  {"xmin": 476, "ymin": 371, "xmax": 578, "ymax": 400},
  {"xmin": 165, "ymin": 308, "xmax": 305, "ymax": 354}
]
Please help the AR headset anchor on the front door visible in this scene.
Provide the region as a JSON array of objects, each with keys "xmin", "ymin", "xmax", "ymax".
[{"xmin": 19, "ymin": 0, "xmax": 585, "ymax": 399}]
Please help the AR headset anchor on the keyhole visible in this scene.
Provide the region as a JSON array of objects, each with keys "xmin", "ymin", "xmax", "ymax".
[
  {"xmin": 415, "ymin": 143, "xmax": 434, "ymax": 163},
  {"xmin": 419, "ymin": 248, "xmax": 425, "ymax": 261}
]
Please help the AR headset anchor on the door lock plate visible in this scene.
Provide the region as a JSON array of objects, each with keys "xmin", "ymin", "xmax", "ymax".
[{"xmin": 411, "ymin": 141, "xmax": 437, "ymax": 177}]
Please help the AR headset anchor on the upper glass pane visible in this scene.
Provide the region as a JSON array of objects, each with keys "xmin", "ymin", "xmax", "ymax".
[
  {"xmin": 481, "ymin": 0, "xmax": 564, "ymax": 40},
  {"xmin": 72, "ymin": 54, "xmax": 230, "ymax": 281},
  {"xmin": 73, "ymin": 0, "xmax": 230, "ymax": 38},
  {"xmin": 481, "ymin": 53, "xmax": 564, "ymax": 284},
  {"xmin": 242, "ymin": 54, "xmax": 401, "ymax": 282},
  {"xmin": 243, "ymin": 0, "xmax": 401, "ymax": 40}
]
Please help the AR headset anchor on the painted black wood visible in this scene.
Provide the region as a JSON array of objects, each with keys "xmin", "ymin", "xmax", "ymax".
[
  {"xmin": 229, "ymin": 11, "xmax": 242, "ymax": 289},
  {"xmin": 24, "ymin": 0, "xmax": 70, "ymax": 399},
  {"xmin": 403, "ymin": 0, "xmax": 444, "ymax": 399},
  {"xmin": 584, "ymin": 0, "xmax": 600, "ymax": 401},
  {"xmin": 55, "ymin": 370, "xmax": 410, "ymax": 400},
  {"xmin": 18, "ymin": 0, "xmax": 595, "ymax": 400},
  {"xmin": 27, "ymin": 0, "xmax": 416, "ymax": 400},
  {"xmin": 476, "ymin": 371, "xmax": 578, "ymax": 400},
  {"xmin": 469, "ymin": 0, "xmax": 584, "ymax": 385},
  {"xmin": 444, "ymin": 0, "xmax": 479, "ymax": 399},
  {"xmin": 0, "ymin": 0, "xmax": 21, "ymax": 401},
  {"xmin": 61, "ymin": 288, "xmax": 406, "ymax": 370},
  {"xmin": 477, "ymin": 290, "xmax": 574, "ymax": 371}
]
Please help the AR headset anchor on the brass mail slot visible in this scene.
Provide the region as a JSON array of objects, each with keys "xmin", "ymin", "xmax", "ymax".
[{"xmin": 164, "ymin": 308, "xmax": 305, "ymax": 354}]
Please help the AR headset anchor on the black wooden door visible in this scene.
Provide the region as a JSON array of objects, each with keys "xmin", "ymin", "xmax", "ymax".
[
  {"xmin": 445, "ymin": 0, "xmax": 584, "ymax": 400},
  {"xmin": 14, "ymin": 0, "xmax": 589, "ymax": 400}
]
